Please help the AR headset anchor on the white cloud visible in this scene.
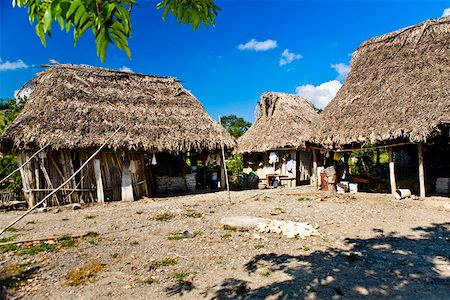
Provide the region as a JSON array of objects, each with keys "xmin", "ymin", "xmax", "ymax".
[
  {"xmin": 0, "ymin": 59, "xmax": 30, "ymax": 71},
  {"xmin": 442, "ymin": 8, "xmax": 450, "ymax": 17},
  {"xmin": 279, "ymin": 49, "xmax": 302, "ymax": 66},
  {"xmin": 237, "ymin": 39, "xmax": 278, "ymax": 51},
  {"xmin": 119, "ymin": 66, "xmax": 133, "ymax": 72},
  {"xmin": 295, "ymin": 80, "xmax": 342, "ymax": 109},
  {"xmin": 331, "ymin": 63, "xmax": 350, "ymax": 81}
]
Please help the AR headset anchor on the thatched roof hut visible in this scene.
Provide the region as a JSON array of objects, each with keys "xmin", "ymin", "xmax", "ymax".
[
  {"xmin": 238, "ymin": 92, "xmax": 318, "ymax": 153},
  {"xmin": 313, "ymin": 16, "xmax": 450, "ymax": 149},
  {"xmin": 2, "ymin": 64, "xmax": 235, "ymax": 153}
]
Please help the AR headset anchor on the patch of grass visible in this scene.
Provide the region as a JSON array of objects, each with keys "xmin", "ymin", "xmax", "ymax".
[
  {"xmin": 302, "ymin": 246, "xmax": 310, "ymax": 252},
  {"xmin": 110, "ymin": 252, "xmax": 119, "ymax": 259},
  {"xmin": 0, "ymin": 262, "xmax": 35, "ymax": 288},
  {"xmin": 232, "ymin": 282, "xmax": 249, "ymax": 295},
  {"xmin": 223, "ymin": 225, "xmax": 249, "ymax": 232},
  {"xmin": 26, "ymin": 220, "xmax": 36, "ymax": 225},
  {"xmin": 173, "ymin": 272, "xmax": 191, "ymax": 282},
  {"xmin": 137, "ymin": 278, "xmax": 156, "ymax": 285},
  {"xmin": 274, "ymin": 207, "xmax": 285, "ymax": 213},
  {"xmin": 221, "ymin": 233, "xmax": 232, "ymax": 240},
  {"xmin": 85, "ymin": 232, "xmax": 99, "ymax": 238},
  {"xmin": 183, "ymin": 210, "xmax": 203, "ymax": 218},
  {"xmin": 85, "ymin": 215, "xmax": 96, "ymax": 220},
  {"xmin": 297, "ymin": 197, "xmax": 311, "ymax": 202},
  {"xmin": 19, "ymin": 241, "xmax": 56, "ymax": 256},
  {"xmin": 145, "ymin": 257, "xmax": 178, "ymax": 271},
  {"xmin": 254, "ymin": 244, "xmax": 265, "ymax": 249},
  {"xmin": 130, "ymin": 241, "xmax": 139, "ymax": 246},
  {"xmin": 153, "ymin": 213, "xmax": 175, "ymax": 221},
  {"xmin": 65, "ymin": 260, "xmax": 106, "ymax": 286},
  {"xmin": 58, "ymin": 235, "xmax": 77, "ymax": 248},
  {"xmin": 0, "ymin": 235, "xmax": 19, "ymax": 243},
  {"xmin": 0, "ymin": 244, "xmax": 19, "ymax": 253},
  {"xmin": 215, "ymin": 259, "xmax": 224, "ymax": 265},
  {"xmin": 6, "ymin": 227, "xmax": 19, "ymax": 232},
  {"xmin": 167, "ymin": 234, "xmax": 185, "ymax": 241}
]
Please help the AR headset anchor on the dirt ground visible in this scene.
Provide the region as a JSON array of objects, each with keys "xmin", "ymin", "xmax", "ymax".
[{"xmin": 1, "ymin": 187, "xmax": 449, "ymax": 300}]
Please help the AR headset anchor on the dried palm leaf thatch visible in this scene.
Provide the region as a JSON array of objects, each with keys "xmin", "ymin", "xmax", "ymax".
[
  {"xmin": 312, "ymin": 16, "xmax": 450, "ymax": 149},
  {"xmin": 1, "ymin": 64, "xmax": 236, "ymax": 153},
  {"xmin": 237, "ymin": 92, "xmax": 318, "ymax": 153}
]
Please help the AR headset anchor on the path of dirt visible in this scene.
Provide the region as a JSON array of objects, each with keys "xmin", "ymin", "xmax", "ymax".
[{"xmin": 1, "ymin": 187, "xmax": 449, "ymax": 299}]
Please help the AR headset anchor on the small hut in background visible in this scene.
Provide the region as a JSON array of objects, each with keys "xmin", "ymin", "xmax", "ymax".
[
  {"xmin": 313, "ymin": 16, "xmax": 450, "ymax": 197},
  {"xmin": 238, "ymin": 92, "xmax": 318, "ymax": 188},
  {"xmin": 1, "ymin": 64, "xmax": 235, "ymax": 206}
]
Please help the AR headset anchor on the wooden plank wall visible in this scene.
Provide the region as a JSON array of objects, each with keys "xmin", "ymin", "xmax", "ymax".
[{"xmin": 19, "ymin": 150, "xmax": 150, "ymax": 206}]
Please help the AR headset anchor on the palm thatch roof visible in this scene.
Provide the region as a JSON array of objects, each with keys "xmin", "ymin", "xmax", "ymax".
[
  {"xmin": 237, "ymin": 92, "xmax": 318, "ymax": 153},
  {"xmin": 1, "ymin": 64, "xmax": 235, "ymax": 153},
  {"xmin": 313, "ymin": 16, "xmax": 450, "ymax": 149}
]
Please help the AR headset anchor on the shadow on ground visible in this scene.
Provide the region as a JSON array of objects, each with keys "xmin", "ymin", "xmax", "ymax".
[{"xmin": 202, "ymin": 222, "xmax": 450, "ymax": 299}]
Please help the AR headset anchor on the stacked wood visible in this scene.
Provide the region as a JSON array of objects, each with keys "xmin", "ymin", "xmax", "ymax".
[
  {"xmin": 185, "ymin": 174, "xmax": 196, "ymax": 191},
  {"xmin": 157, "ymin": 176, "xmax": 187, "ymax": 193}
]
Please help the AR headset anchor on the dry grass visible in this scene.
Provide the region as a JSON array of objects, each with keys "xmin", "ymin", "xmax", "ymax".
[{"xmin": 65, "ymin": 260, "xmax": 106, "ymax": 286}]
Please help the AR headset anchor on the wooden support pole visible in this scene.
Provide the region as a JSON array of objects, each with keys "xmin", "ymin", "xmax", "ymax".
[
  {"xmin": 312, "ymin": 150, "xmax": 318, "ymax": 190},
  {"xmin": 93, "ymin": 159, "xmax": 104, "ymax": 203},
  {"xmin": 388, "ymin": 147, "xmax": 396, "ymax": 195},
  {"xmin": 418, "ymin": 143, "xmax": 426, "ymax": 198}
]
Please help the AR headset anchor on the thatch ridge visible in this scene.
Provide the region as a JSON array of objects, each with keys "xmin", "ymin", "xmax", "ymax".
[
  {"xmin": 238, "ymin": 92, "xmax": 318, "ymax": 153},
  {"xmin": 2, "ymin": 64, "xmax": 236, "ymax": 153},
  {"xmin": 313, "ymin": 16, "xmax": 450, "ymax": 148}
]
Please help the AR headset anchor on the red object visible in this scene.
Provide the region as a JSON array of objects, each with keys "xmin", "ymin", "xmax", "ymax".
[{"xmin": 320, "ymin": 173, "xmax": 328, "ymax": 191}]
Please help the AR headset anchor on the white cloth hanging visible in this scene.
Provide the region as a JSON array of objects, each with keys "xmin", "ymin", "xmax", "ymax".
[
  {"xmin": 151, "ymin": 154, "xmax": 157, "ymax": 165},
  {"xmin": 268, "ymin": 152, "xmax": 279, "ymax": 164},
  {"xmin": 286, "ymin": 158, "xmax": 294, "ymax": 173}
]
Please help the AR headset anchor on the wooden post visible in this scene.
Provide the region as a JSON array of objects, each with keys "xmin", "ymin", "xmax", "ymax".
[
  {"xmin": 312, "ymin": 149, "xmax": 318, "ymax": 189},
  {"xmin": 94, "ymin": 159, "xmax": 104, "ymax": 203},
  {"xmin": 121, "ymin": 157, "xmax": 134, "ymax": 201},
  {"xmin": 388, "ymin": 147, "xmax": 396, "ymax": 195},
  {"xmin": 343, "ymin": 153, "xmax": 350, "ymax": 179},
  {"xmin": 418, "ymin": 143, "xmax": 426, "ymax": 198}
]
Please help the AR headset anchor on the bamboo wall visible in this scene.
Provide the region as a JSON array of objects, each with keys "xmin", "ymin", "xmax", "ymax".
[{"xmin": 18, "ymin": 150, "xmax": 149, "ymax": 207}]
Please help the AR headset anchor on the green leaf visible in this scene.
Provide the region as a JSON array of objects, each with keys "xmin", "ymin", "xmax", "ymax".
[
  {"xmin": 66, "ymin": 0, "xmax": 81, "ymax": 19},
  {"xmin": 43, "ymin": 8, "xmax": 53, "ymax": 32},
  {"xmin": 35, "ymin": 23, "xmax": 46, "ymax": 47},
  {"xmin": 57, "ymin": 16, "xmax": 65, "ymax": 30}
]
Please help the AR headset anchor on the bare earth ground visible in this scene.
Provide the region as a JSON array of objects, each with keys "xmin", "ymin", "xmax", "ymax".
[{"xmin": 1, "ymin": 187, "xmax": 449, "ymax": 300}]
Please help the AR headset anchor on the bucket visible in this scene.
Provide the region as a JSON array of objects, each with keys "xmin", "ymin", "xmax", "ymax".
[
  {"xmin": 349, "ymin": 183, "xmax": 358, "ymax": 193},
  {"xmin": 258, "ymin": 182, "xmax": 266, "ymax": 190},
  {"xmin": 211, "ymin": 172, "xmax": 218, "ymax": 181},
  {"xmin": 337, "ymin": 184, "xmax": 345, "ymax": 193},
  {"xmin": 394, "ymin": 189, "xmax": 411, "ymax": 200},
  {"xmin": 340, "ymin": 181, "xmax": 349, "ymax": 192}
]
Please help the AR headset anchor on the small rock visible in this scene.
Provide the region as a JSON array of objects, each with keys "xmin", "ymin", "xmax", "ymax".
[{"xmin": 72, "ymin": 203, "xmax": 82, "ymax": 210}]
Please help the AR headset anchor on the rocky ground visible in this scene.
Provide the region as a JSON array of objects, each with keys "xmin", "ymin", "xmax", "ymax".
[{"xmin": 0, "ymin": 187, "xmax": 449, "ymax": 299}]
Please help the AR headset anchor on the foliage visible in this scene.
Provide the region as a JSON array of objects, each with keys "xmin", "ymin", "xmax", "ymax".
[
  {"xmin": 220, "ymin": 115, "xmax": 251, "ymax": 139},
  {"xmin": 226, "ymin": 154, "xmax": 244, "ymax": 177},
  {"xmin": 12, "ymin": 0, "xmax": 220, "ymax": 63},
  {"xmin": 0, "ymin": 98, "xmax": 26, "ymax": 199},
  {"xmin": 349, "ymin": 147, "xmax": 388, "ymax": 176},
  {"xmin": 145, "ymin": 257, "xmax": 178, "ymax": 270}
]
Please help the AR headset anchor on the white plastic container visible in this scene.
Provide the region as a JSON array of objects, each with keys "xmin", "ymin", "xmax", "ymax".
[{"xmin": 349, "ymin": 183, "xmax": 358, "ymax": 193}]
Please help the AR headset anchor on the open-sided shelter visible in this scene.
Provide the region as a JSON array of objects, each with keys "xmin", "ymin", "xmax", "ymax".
[
  {"xmin": 312, "ymin": 16, "xmax": 450, "ymax": 197},
  {"xmin": 1, "ymin": 64, "xmax": 235, "ymax": 206},
  {"xmin": 238, "ymin": 92, "xmax": 318, "ymax": 187}
]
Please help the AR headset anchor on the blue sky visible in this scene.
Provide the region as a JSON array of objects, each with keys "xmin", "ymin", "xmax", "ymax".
[{"xmin": 1, "ymin": 0, "xmax": 449, "ymax": 122}]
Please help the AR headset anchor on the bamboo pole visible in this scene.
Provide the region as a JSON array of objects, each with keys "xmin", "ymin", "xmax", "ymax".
[
  {"xmin": 418, "ymin": 143, "xmax": 426, "ymax": 198},
  {"xmin": 388, "ymin": 147, "xmax": 397, "ymax": 195},
  {"xmin": 0, "ymin": 126, "xmax": 122, "ymax": 236},
  {"xmin": 218, "ymin": 116, "xmax": 231, "ymax": 203},
  {"xmin": 0, "ymin": 143, "xmax": 49, "ymax": 186}
]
